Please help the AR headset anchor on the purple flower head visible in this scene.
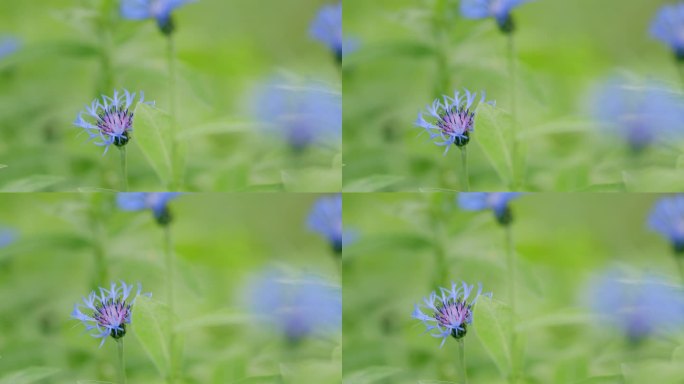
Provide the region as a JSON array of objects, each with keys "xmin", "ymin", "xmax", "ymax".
[
  {"xmin": 459, "ymin": 192, "xmax": 521, "ymax": 226},
  {"xmin": 71, "ymin": 281, "xmax": 150, "ymax": 347},
  {"xmin": 307, "ymin": 194, "xmax": 343, "ymax": 253},
  {"xmin": 74, "ymin": 90, "xmax": 153, "ymax": 155},
  {"xmin": 415, "ymin": 89, "xmax": 493, "ymax": 154},
  {"xmin": 252, "ymin": 76, "xmax": 341, "ymax": 151},
  {"xmin": 590, "ymin": 76, "xmax": 684, "ymax": 152},
  {"xmin": 310, "ymin": 2, "xmax": 343, "ymax": 63},
  {"xmin": 461, "ymin": 0, "xmax": 532, "ymax": 33},
  {"xmin": 586, "ymin": 269, "xmax": 684, "ymax": 343},
  {"xmin": 651, "ymin": 3, "xmax": 684, "ymax": 60},
  {"xmin": 245, "ymin": 268, "xmax": 341, "ymax": 343},
  {"xmin": 121, "ymin": 0, "xmax": 197, "ymax": 34},
  {"xmin": 412, "ymin": 281, "xmax": 490, "ymax": 347},
  {"xmin": 0, "ymin": 37, "xmax": 20, "ymax": 60},
  {"xmin": 117, "ymin": 192, "xmax": 181, "ymax": 226},
  {"xmin": 648, "ymin": 195, "xmax": 684, "ymax": 254}
]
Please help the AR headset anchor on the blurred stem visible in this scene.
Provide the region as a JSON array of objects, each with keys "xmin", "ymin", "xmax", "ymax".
[
  {"xmin": 89, "ymin": 196, "xmax": 107, "ymax": 288},
  {"xmin": 677, "ymin": 61, "xmax": 684, "ymax": 91},
  {"xmin": 167, "ymin": 34, "xmax": 180, "ymax": 191},
  {"xmin": 98, "ymin": 0, "xmax": 115, "ymax": 94},
  {"xmin": 116, "ymin": 338, "xmax": 126, "ymax": 384},
  {"xmin": 164, "ymin": 225, "xmax": 176, "ymax": 384},
  {"xmin": 505, "ymin": 225, "xmax": 518, "ymax": 384},
  {"xmin": 119, "ymin": 146, "xmax": 128, "ymax": 192},
  {"xmin": 457, "ymin": 339, "xmax": 468, "ymax": 384},
  {"xmin": 432, "ymin": 0, "xmax": 450, "ymax": 97},
  {"xmin": 507, "ymin": 34, "xmax": 519, "ymax": 190},
  {"xmin": 460, "ymin": 147, "xmax": 470, "ymax": 191},
  {"xmin": 430, "ymin": 194, "xmax": 449, "ymax": 290}
]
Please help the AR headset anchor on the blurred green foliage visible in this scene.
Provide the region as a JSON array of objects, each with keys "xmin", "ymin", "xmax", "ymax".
[
  {"xmin": 0, "ymin": 193, "xmax": 341, "ymax": 383},
  {"xmin": 0, "ymin": 0, "xmax": 341, "ymax": 192},
  {"xmin": 343, "ymin": 193, "xmax": 684, "ymax": 383},
  {"xmin": 342, "ymin": 0, "xmax": 684, "ymax": 192}
]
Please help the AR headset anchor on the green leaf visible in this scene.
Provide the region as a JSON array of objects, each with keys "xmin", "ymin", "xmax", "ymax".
[
  {"xmin": 0, "ymin": 367, "xmax": 60, "ymax": 384},
  {"xmin": 342, "ymin": 366, "xmax": 403, "ymax": 384},
  {"xmin": 515, "ymin": 308, "xmax": 594, "ymax": 333},
  {"xmin": 473, "ymin": 104, "xmax": 514, "ymax": 186},
  {"xmin": 232, "ymin": 375, "xmax": 283, "ymax": 384},
  {"xmin": 177, "ymin": 119, "xmax": 256, "ymax": 139},
  {"xmin": 622, "ymin": 168, "xmax": 684, "ymax": 192},
  {"xmin": 132, "ymin": 103, "xmax": 173, "ymax": 186},
  {"xmin": 132, "ymin": 295, "xmax": 172, "ymax": 377},
  {"xmin": 281, "ymin": 359, "xmax": 341, "ymax": 384},
  {"xmin": 571, "ymin": 375, "xmax": 623, "ymax": 384},
  {"xmin": 174, "ymin": 309, "xmax": 253, "ymax": 332},
  {"xmin": 621, "ymin": 360, "xmax": 684, "ymax": 384},
  {"xmin": 473, "ymin": 297, "xmax": 512, "ymax": 377},
  {"xmin": 343, "ymin": 175, "xmax": 404, "ymax": 192},
  {"xmin": 281, "ymin": 168, "xmax": 341, "ymax": 192},
  {"xmin": 0, "ymin": 175, "xmax": 64, "ymax": 192}
]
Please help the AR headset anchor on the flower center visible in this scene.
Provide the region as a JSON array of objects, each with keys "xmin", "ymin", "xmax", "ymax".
[
  {"xmin": 97, "ymin": 107, "xmax": 133, "ymax": 146},
  {"xmin": 435, "ymin": 301, "xmax": 470, "ymax": 328},
  {"xmin": 437, "ymin": 107, "xmax": 475, "ymax": 147},
  {"xmin": 435, "ymin": 300, "xmax": 471, "ymax": 333},
  {"xmin": 94, "ymin": 299, "xmax": 131, "ymax": 339}
]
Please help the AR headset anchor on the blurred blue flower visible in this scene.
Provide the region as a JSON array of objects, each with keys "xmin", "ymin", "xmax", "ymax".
[
  {"xmin": 74, "ymin": 90, "xmax": 152, "ymax": 154},
  {"xmin": 252, "ymin": 76, "xmax": 341, "ymax": 151},
  {"xmin": 71, "ymin": 281, "xmax": 150, "ymax": 347},
  {"xmin": 308, "ymin": 194, "xmax": 343, "ymax": 253},
  {"xmin": 0, "ymin": 37, "xmax": 20, "ymax": 60},
  {"xmin": 343, "ymin": 37, "xmax": 361, "ymax": 58},
  {"xmin": 415, "ymin": 89, "xmax": 493, "ymax": 154},
  {"xmin": 0, "ymin": 228, "xmax": 16, "ymax": 248},
  {"xmin": 590, "ymin": 77, "xmax": 684, "ymax": 152},
  {"xmin": 245, "ymin": 268, "xmax": 341, "ymax": 343},
  {"xmin": 117, "ymin": 192, "xmax": 180, "ymax": 225},
  {"xmin": 648, "ymin": 195, "xmax": 684, "ymax": 253},
  {"xmin": 459, "ymin": 192, "xmax": 521, "ymax": 225},
  {"xmin": 310, "ymin": 2, "xmax": 343, "ymax": 62},
  {"xmin": 650, "ymin": 3, "xmax": 684, "ymax": 60},
  {"xmin": 587, "ymin": 269, "xmax": 684, "ymax": 342},
  {"xmin": 412, "ymin": 281, "xmax": 490, "ymax": 347},
  {"xmin": 121, "ymin": 0, "xmax": 196, "ymax": 33},
  {"xmin": 461, "ymin": 0, "xmax": 532, "ymax": 32}
]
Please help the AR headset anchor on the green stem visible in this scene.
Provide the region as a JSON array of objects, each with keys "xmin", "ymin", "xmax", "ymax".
[
  {"xmin": 676, "ymin": 257, "xmax": 684, "ymax": 284},
  {"xmin": 167, "ymin": 34, "xmax": 179, "ymax": 191},
  {"xmin": 116, "ymin": 338, "xmax": 126, "ymax": 384},
  {"xmin": 507, "ymin": 34, "xmax": 519, "ymax": 190},
  {"xmin": 460, "ymin": 147, "xmax": 470, "ymax": 191},
  {"xmin": 457, "ymin": 339, "xmax": 468, "ymax": 384},
  {"xmin": 505, "ymin": 225, "xmax": 518, "ymax": 384},
  {"xmin": 677, "ymin": 61, "xmax": 684, "ymax": 91},
  {"xmin": 119, "ymin": 146, "xmax": 128, "ymax": 192},
  {"xmin": 164, "ymin": 225, "xmax": 176, "ymax": 384}
]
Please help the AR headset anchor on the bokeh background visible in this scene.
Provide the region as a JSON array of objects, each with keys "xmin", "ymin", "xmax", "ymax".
[
  {"xmin": 0, "ymin": 193, "xmax": 341, "ymax": 383},
  {"xmin": 0, "ymin": 0, "xmax": 341, "ymax": 192},
  {"xmin": 343, "ymin": 193, "xmax": 684, "ymax": 383},
  {"xmin": 342, "ymin": 0, "xmax": 684, "ymax": 192}
]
